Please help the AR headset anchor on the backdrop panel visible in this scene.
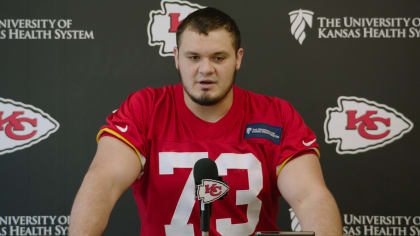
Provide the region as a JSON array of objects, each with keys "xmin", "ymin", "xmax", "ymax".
[{"xmin": 1, "ymin": 0, "xmax": 419, "ymax": 235}]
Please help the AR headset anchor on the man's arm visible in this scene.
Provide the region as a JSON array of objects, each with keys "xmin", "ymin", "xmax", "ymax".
[
  {"xmin": 69, "ymin": 136, "xmax": 142, "ymax": 236},
  {"xmin": 277, "ymin": 153, "xmax": 342, "ymax": 236}
]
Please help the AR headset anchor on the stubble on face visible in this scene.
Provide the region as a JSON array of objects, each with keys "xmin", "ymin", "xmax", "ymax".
[
  {"xmin": 178, "ymin": 70, "xmax": 236, "ymax": 106},
  {"xmin": 175, "ymin": 28, "xmax": 243, "ymax": 109}
]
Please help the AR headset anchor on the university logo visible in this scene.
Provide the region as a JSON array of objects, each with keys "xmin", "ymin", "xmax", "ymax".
[
  {"xmin": 289, "ymin": 9, "xmax": 314, "ymax": 45},
  {"xmin": 147, "ymin": 0, "xmax": 205, "ymax": 57},
  {"xmin": 0, "ymin": 98, "xmax": 59, "ymax": 156},
  {"xmin": 324, "ymin": 96, "xmax": 413, "ymax": 154},
  {"xmin": 246, "ymin": 127, "xmax": 252, "ymax": 135},
  {"xmin": 196, "ymin": 179, "xmax": 229, "ymax": 204},
  {"xmin": 289, "ymin": 208, "xmax": 302, "ymax": 232}
]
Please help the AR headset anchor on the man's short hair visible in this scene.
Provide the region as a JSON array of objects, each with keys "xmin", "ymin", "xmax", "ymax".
[{"xmin": 176, "ymin": 7, "xmax": 241, "ymax": 52}]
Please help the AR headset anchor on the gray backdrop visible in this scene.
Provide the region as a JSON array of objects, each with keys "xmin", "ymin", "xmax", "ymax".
[{"xmin": 1, "ymin": 0, "xmax": 419, "ymax": 235}]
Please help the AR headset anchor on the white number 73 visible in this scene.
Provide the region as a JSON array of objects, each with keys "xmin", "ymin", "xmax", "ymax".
[{"xmin": 159, "ymin": 152, "xmax": 263, "ymax": 236}]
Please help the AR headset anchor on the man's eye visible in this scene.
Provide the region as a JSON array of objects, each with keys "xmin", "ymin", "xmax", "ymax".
[
  {"xmin": 189, "ymin": 56, "xmax": 200, "ymax": 60},
  {"xmin": 214, "ymin": 56, "xmax": 225, "ymax": 61}
]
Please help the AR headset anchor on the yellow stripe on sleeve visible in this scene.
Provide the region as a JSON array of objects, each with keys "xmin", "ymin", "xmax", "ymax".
[
  {"xmin": 276, "ymin": 148, "xmax": 320, "ymax": 176},
  {"xmin": 96, "ymin": 128, "xmax": 143, "ymax": 169},
  {"xmin": 312, "ymin": 147, "xmax": 321, "ymax": 158},
  {"xmin": 276, "ymin": 155, "xmax": 295, "ymax": 176}
]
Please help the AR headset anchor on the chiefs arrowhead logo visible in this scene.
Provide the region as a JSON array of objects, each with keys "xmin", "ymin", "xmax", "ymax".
[
  {"xmin": 324, "ymin": 96, "xmax": 413, "ymax": 154},
  {"xmin": 197, "ymin": 179, "xmax": 229, "ymax": 204},
  {"xmin": 147, "ymin": 0, "xmax": 205, "ymax": 57},
  {"xmin": 0, "ymin": 98, "xmax": 60, "ymax": 156}
]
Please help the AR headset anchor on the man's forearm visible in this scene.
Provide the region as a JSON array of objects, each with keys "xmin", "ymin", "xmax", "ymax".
[
  {"xmin": 295, "ymin": 188, "xmax": 342, "ymax": 236},
  {"xmin": 69, "ymin": 136, "xmax": 141, "ymax": 236},
  {"xmin": 69, "ymin": 169, "xmax": 118, "ymax": 236}
]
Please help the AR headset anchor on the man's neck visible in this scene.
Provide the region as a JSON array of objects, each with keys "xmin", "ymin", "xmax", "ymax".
[{"xmin": 183, "ymin": 89, "xmax": 234, "ymax": 123}]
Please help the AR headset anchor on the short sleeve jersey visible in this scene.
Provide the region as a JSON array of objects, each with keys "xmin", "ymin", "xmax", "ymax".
[{"xmin": 98, "ymin": 84, "xmax": 319, "ymax": 236}]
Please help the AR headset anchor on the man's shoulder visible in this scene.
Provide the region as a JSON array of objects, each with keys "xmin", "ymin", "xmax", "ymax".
[
  {"xmin": 237, "ymin": 86, "xmax": 292, "ymax": 109},
  {"xmin": 125, "ymin": 84, "xmax": 179, "ymax": 105},
  {"xmin": 131, "ymin": 84, "xmax": 179, "ymax": 98}
]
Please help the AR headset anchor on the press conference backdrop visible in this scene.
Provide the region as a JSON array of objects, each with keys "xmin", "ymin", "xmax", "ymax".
[{"xmin": 1, "ymin": 0, "xmax": 419, "ymax": 235}]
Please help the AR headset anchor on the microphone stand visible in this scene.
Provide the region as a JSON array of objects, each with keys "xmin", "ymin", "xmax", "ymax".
[{"xmin": 200, "ymin": 201, "xmax": 211, "ymax": 236}]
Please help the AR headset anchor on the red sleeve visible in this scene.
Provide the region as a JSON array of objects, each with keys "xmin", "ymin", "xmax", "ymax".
[
  {"xmin": 96, "ymin": 88, "xmax": 155, "ymax": 168},
  {"xmin": 275, "ymin": 101, "xmax": 320, "ymax": 175}
]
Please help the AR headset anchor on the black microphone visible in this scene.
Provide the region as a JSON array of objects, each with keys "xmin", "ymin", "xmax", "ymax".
[
  {"xmin": 193, "ymin": 158, "xmax": 219, "ymax": 186},
  {"xmin": 193, "ymin": 158, "xmax": 229, "ymax": 235}
]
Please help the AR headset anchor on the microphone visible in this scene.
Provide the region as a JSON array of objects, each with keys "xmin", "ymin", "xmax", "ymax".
[
  {"xmin": 193, "ymin": 158, "xmax": 219, "ymax": 186},
  {"xmin": 193, "ymin": 158, "xmax": 229, "ymax": 236}
]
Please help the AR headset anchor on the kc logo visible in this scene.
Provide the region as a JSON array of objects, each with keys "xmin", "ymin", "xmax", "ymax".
[
  {"xmin": 0, "ymin": 98, "xmax": 59, "ymax": 156},
  {"xmin": 0, "ymin": 111, "xmax": 37, "ymax": 140},
  {"xmin": 324, "ymin": 96, "xmax": 413, "ymax": 154},
  {"xmin": 168, "ymin": 13, "xmax": 182, "ymax": 32},
  {"xmin": 197, "ymin": 179, "xmax": 229, "ymax": 204},
  {"xmin": 147, "ymin": 0, "xmax": 205, "ymax": 57},
  {"xmin": 205, "ymin": 183, "xmax": 222, "ymax": 197},
  {"xmin": 346, "ymin": 110, "xmax": 391, "ymax": 140}
]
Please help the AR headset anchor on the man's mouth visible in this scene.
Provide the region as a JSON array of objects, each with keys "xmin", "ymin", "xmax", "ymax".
[
  {"xmin": 197, "ymin": 80, "xmax": 216, "ymax": 89},
  {"xmin": 200, "ymin": 81, "xmax": 214, "ymax": 84}
]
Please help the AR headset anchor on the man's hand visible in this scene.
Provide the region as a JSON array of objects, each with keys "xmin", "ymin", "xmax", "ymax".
[
  {"xmin": 69, "ymin": 136, "xmax": 142, "ymax": 236},
  {"xmin": 278, "ymin": 153, "xmax": 342, "ymax": 236}
]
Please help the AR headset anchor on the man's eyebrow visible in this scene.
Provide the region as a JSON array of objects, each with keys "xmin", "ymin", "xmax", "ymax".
[
  {"xmin": 183, "ymin": 51, "xmax": 230, "ymax": 56},
  {"xmin": 213, "ymin": 51, "xmax": 229, "ymax": 55},
  {"xmin": 184, "ymin": 51, "xmax": 199, "ymax": 55}
]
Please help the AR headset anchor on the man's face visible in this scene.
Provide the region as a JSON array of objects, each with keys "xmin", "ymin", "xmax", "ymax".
[{"xmin": 174, "ymin": 28, "xmax": 243, "ymax": 106}]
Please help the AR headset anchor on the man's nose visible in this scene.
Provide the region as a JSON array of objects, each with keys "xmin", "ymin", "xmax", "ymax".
[{"xmin": 198, "ymin": 59, "xmax": 215, "ymax": 75}]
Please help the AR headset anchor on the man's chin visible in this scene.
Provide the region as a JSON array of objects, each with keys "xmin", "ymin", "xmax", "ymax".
[{"xmin": 190, "ymin": 94, "xmax": 221, "ymax": 106}]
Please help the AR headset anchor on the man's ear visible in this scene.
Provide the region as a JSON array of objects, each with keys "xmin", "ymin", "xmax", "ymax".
[
  {"xmin": 174, "ymin": 47, "xmax": 179, "ymax": 69},
  {"xmin": 235, "ymin": 48, "xmax": 244, "ymax": 70}
]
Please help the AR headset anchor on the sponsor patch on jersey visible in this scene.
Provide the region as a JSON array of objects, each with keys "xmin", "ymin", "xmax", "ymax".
[{"xmin": 244, "ymin": 123, "xmax": 282, "ymax": 144}]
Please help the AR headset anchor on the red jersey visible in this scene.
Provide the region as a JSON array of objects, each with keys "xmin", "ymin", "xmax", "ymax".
[{"xmin": 98, "ymin": 84, "xmax": 319, "ymax": 236}]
